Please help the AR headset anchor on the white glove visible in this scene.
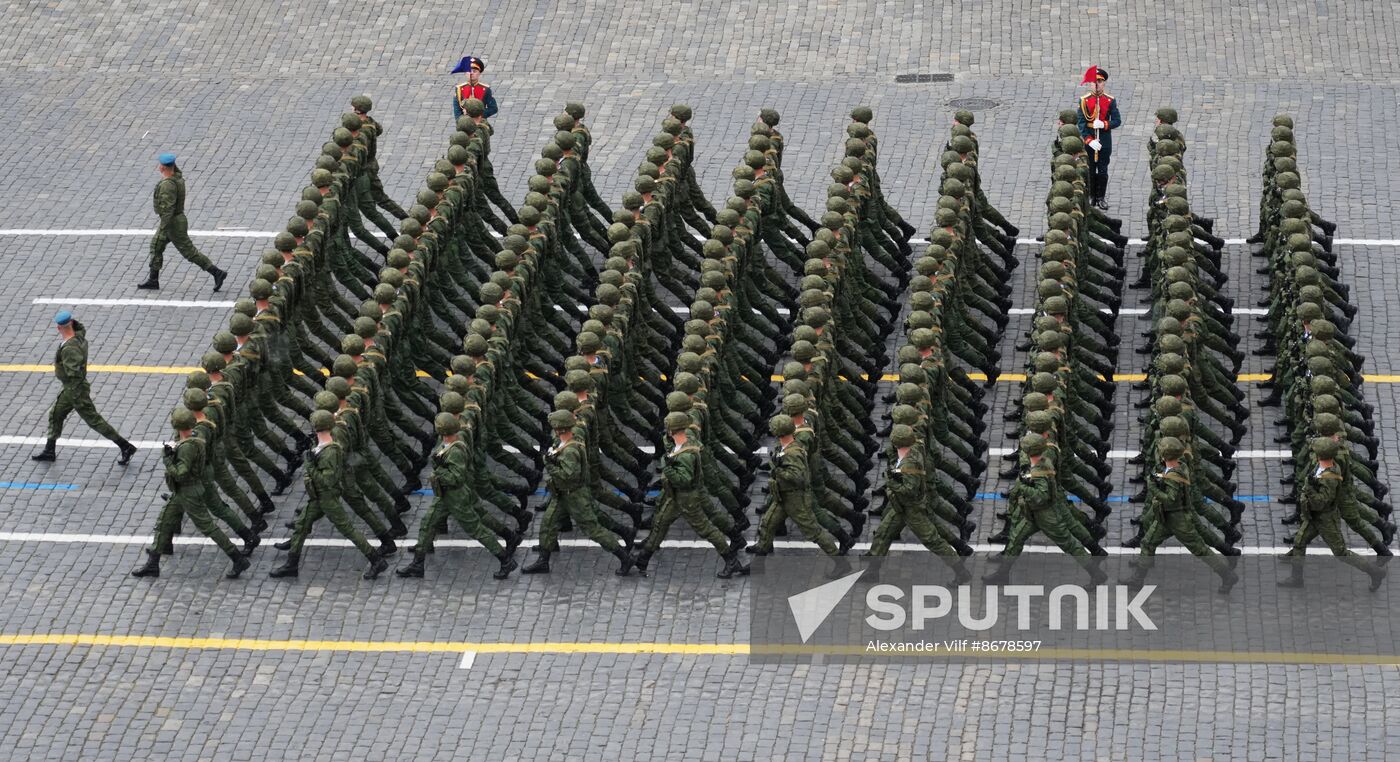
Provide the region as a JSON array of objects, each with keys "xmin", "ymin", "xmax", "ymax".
[
  {"xmin": 1092, "ymin": 119, "xmax": 1105, "ymax": 129},
  {"xmin": 1088, "ymin": 139, "xmax": 1103, "ymax": 152}
]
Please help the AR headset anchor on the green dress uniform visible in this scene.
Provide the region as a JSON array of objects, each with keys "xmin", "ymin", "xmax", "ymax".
[
  {"xmin": 1135, "ymin": 459, "xmax": 1234, "ymax": 585},
  {"xmin": 868, "ymin": 445, "xmax": 960, "ymax": 557},
  {"xmin": 523, "ymin": 412, "xmax": 634, "ymax": 575},
  {"xmin": 1285, "ymin": 458, "xmax": 1385, "ymax": 585},
  {"xmin": 1001, "ymin": 464, "xmax": 1090, "ymax": 557}
]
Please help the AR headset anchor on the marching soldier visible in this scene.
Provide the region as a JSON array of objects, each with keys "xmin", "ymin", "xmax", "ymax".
[
  {"xmin": 31, "ymin": 311, "xmax": 138, "ymax": 464},
  {"xmin": 1077, "ymin": 66, "xmax": 1122, "ymax": 210},
  {"xmin": 1126, "ymin": 437, "xmax": 1238, "ymax": 592},
  {"xmin": 138, "ymin": 153, "xmax": 229, "ymax": 291},
  {"xmin": 349, "ymin": 94, "xmax": 411, "ymax": 221},
  {"xmin": 130, "ymin": 408, "xmax": 251, "ymax": 579},
  {"xmin": 748, "ymin": 415, "xmax": 841, "ymax": 556},
  {"xmin": 269, "ymin": 410, "xmax": 389, "ymax": 580},
  {"xmin": 867, "ymin": 424, "xmax": 971, "ymax": 582},
  {"xmin": 632, "ymin": 411, "xmax": 748, "ymax": 578},
  {"xmin": 1279, "ymin": 437, "xmax": 1386, "ymax": 590},
  {"xmin": 522, "ymin": 410, "xmax": 635, "ymax": 575},
  {"xmin": 396, "ymin": 413, "xmax": 518, "ymax": 580}
]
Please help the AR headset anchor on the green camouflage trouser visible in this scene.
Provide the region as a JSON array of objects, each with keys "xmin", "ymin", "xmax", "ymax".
[
  {"xmin": 1002, "ymin": 504, "xmax": 1089, "ymax": 557},
  {"xmin": 149, "ymin": 485, "xmax": 240, "ymax": 558},
  {"xmin": 148, "ymin": 215, "xmax": 213, "ymax": 274},
  {"xmin": 47, "ymin": 382, "xmax": 122, "ymax": 442},
  {"xmin": 537, "ymin": 492, "xmax": 624, "ymax": 554},
  {"xmin": 416, "ymin": 488, "xmax": 504, "ymax": 555},
  {"xmin": 640, "ymin": 490, "xmax": 732, "ymax": 555},
  {"xmin": 287, "ymin": 495, "xmax": 376, "ymax": 559}
]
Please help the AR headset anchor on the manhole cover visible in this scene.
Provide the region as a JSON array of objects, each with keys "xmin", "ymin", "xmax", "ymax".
[
  {"xmin": 947, "ymin": 97, "xmax": 1000, "ymax": 110},
  {"xmin": 894, "ymin": 73, "xmax": 954, "ymax": 83}
]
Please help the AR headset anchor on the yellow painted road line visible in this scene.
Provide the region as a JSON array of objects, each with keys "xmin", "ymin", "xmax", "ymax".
[
  {"xmin": 2, "ymin": 364, "xmax": 1398, "ymax": 384},
  {"xmin": 0, "ymin": 633, "xmax": 745, "ymax": 656},
  {"xmin": 1, "ymin": 634, "xmax": 1398, "ymax": 665}
]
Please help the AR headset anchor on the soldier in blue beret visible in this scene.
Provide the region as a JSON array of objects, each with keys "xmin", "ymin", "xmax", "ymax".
[
  {"xmin": 31, "ymin": 311, "xmax": 138, "ymax": 464},
  {"xmin": 138, "ymin": 153, "xmax": 229, "ymax": 292}
]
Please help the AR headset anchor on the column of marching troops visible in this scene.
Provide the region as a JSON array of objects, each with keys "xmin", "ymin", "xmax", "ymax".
[
  {"xmin": 865, "ymin": 111, "xmax": 1018, "ymax": 578},
  {"xmin": 1118, "ymin": 108, "xmax": 1245, "ymax": 590},
  {"xmin": 744, "ymin": 108, "xmax": 915, "ymax": 564},
  {"xmin": 981, "ymin": 109, "xmax": 1128, "ymax": 581},
  {"xmin": 129, "ymin": 97, "xmax": 1394, "ymax": 582},
  {"xmin": 1250, "ymin": 115, "xmax": 1391, "ymax": 587}
]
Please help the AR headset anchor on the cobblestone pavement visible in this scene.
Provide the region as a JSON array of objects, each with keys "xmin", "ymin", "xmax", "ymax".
[{"xmin": 2, "ymin": 1, "xmax": 1400, "ymax": 759}]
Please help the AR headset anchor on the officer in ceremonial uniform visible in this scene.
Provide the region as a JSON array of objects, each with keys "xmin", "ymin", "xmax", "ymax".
[
  {"xmin": 451, "ymin": 55, "xmax": 498, "ymax": 120},
  {"xmin": 1076, "ymin": 66, "xmax": 1122, "ymax": 210}
]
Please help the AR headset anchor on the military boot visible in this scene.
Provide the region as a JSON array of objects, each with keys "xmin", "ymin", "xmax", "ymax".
[
  {"xmin": 130, "ymin": 550, "xmax": 161, "ymax": 578},
  {"xmin": 236, "ymin": 528, "xmax": 260, "ymax": 557},
  {"xmin": 210, "ymin": 267, "xmax": 228, "ymax": 292},
  {"xmin": 716, "ymin": 549, "xmax": 750, "ymax": 579},
  {"xmin": 136, "ymin": 272, "xmax": 160, "ymax": 290},
  {"xmin": 269, "ymin": 553, "xmax": 300, "ymax": 578},
  {"xmin": 1276, "ymin": 554, "xmax": 1305, "ymax": 588},
  {"xmin": 613, "ymin": 547, "xmax": 635, "ymax": 576},
  {"xmin": 493, "ymin": 550, "xmax": 518, "ymax": 579},
  {"xmin": 30, "ymin": 439, "xmax": 56, "ymax": 462},
  {"xmin": 102, "ymin": 434, "xmax": 132, "ymax": 465},
  {"xmin": 363, "ymin": 550, "xmax": 388, "ymax": 579},
  {"xmin": 226, "ymin": 553, "xmax": 251, "ymax": 579},
  {"xmin": 377, "ymin": 534, "xmax": 398, "ymax": 556},
  {"xmin": 521, "ymin": 550, "xmax": 552, "ymax": 574},
  {"xmin": 396, "ymin": 550, "xmax": 426, "ymax": 578},
  {"xmin": 271, "ymin": 470, "xmax": 294, "ymax": 496}
]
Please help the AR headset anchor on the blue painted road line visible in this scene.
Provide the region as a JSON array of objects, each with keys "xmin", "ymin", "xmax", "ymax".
[{"xmin": 0, "ymin": 481, "xmax": 79, "ymax": 490}]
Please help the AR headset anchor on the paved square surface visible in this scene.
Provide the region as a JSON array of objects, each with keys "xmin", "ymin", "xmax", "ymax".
[{"xmin": 2, "ymin": 1, "xmax": 1400, "ymax": 758}]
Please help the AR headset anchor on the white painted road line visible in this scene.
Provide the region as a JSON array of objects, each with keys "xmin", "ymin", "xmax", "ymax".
[
  {"xmin": 986, "ymin": 447, "xmax": 1290, "ymax": 459},
  {"xmin": 1006, "ymin": 307, "xmax": 1269, "ymax": 316},
  {"xmin": 1, "ymin": 436, "xmax": 1294, "ymax": 460},
  {"xmin": 459, "ymin": 651, "xmax": 478, "ymax": 669},
  {"xmin": 0, "ymin": 436, "xmax": 167, "ymax": 450},
  {"xmin": 33, "ymin": 298, "xmax": 236, "ymax": 309},
  {"xmin": 0, "ymin": 531, "xmax": 1374, "ymax": 555},
  {"xmin": 31, "ymin": 298, "xmax": 1266, "ymax": 317},
  {"xmin": 0, "ymin": 229, "xmax": 276, "ymax": 238},
  {"xmin": 3, "ymin": 229, "xmax": 1397, "ymax": 246}
]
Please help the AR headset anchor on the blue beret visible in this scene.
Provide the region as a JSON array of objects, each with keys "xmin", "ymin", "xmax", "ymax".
[
  {"xmin": 158, "ymin": 152, "xmax": 177, "ymax": 166},
  {"xmin": 54, "ymin": 311, "xmax": 73, "ymax": 325}
]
